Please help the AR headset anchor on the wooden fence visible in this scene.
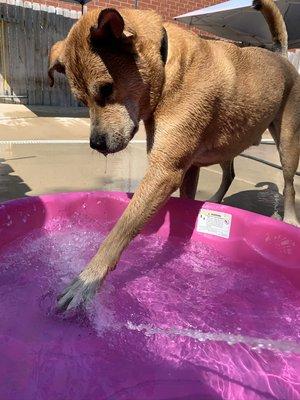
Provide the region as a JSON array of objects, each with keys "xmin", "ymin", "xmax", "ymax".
[{"xmin": 0, "ymin": 0, "xmax": 82, "ymax": 106}]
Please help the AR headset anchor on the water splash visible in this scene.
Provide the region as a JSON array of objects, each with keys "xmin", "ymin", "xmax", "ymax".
[{"xmin": 126, "ymin": 322, "xmax": 300, "ymax": 354}]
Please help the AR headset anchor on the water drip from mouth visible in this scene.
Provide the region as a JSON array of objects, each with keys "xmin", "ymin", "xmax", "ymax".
[{"xmin": 104, "ymin": 154, "xmax": 108, "ymax": 174}]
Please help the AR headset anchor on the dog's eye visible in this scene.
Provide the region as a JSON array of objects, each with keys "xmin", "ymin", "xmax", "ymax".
[
  {"xmin": 95, "ymin": 83, "xmax": 113, "ymax": 106},
  {"xmin": 100, "ymin": 83, "xmax": 113, "ymax": 98}
]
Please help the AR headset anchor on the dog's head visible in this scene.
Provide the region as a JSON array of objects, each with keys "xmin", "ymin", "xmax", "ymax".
[{"xmin": 49, "ymin": 8, "xmax": 166, "ymax": 154}]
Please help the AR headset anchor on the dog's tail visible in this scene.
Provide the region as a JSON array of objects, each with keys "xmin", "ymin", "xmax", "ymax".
[{"xmin": 253, "ymin": 0, "xmax": 288, "ymax": 56}]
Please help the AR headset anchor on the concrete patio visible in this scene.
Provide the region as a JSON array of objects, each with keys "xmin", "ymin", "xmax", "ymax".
[{"xmin": 0, "ymin": 104, "xmax": 299, "ymax": 221}]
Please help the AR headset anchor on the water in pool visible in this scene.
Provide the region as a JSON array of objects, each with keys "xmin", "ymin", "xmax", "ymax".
[{"xmin": 0, "ymin": 217, "xmax": 299, "ymax": 399}]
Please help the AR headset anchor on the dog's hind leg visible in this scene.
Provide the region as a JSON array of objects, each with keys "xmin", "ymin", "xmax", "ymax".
[
  {"xmin": 269, "ymin": 94, "xmax": 300, "ymax": 226},
  {"xmin": 277, "ymin": 129, "xmax": 299, "ymax": 226},
  {"xmin": 180, "ymin": 165, "xmax": 200, "ymax": 199},
  {"xmin": 268, "ymin": 123, "xmax": 284, "ymax": 220},
  {"xmin": 280, "ymin": 132, "xmax": 299, "ymax": 226},
  {"xmin": 209, "ymin": 159, "xmax": 235, "ymax": 203}
]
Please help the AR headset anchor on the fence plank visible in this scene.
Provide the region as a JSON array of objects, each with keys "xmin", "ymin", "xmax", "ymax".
[
  {"xmin": 2, "ymin": 2, "xmax": 13, "ymax": 99},
  {"xmin": 7, "ymin": 1, "xmax": 18, "ymax": 100},
  {"xmin": 0, "ymin": 4, "xmax": 8, "ymax": 97},
  {"xmin": 41, "ymin": 6, "xmax": 50, "ymax": 105},
  {"xmin": 33, "ymin": 2, "xmax": 43, "ymax": 104},
  {"xmin": 14, "ymin": 1, "xmax": 28, "ymax": 103},
  {"xmin": 25, "ymin": 2, "xmax": 36, "ymax": 103}
]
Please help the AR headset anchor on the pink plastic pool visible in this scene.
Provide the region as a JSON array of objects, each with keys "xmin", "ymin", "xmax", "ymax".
[{"xmin": 0, "ymin": 191, "xmax": 299, "ymax": 400}]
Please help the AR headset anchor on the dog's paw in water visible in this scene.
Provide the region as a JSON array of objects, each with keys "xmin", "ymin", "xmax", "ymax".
[
  {"xmin": 283, "ymin": 217, "xmax": 300, "ymax": 228},
  {"xmin": 57, "ymin": 274, "xmax": 100, "ymax": 312}
]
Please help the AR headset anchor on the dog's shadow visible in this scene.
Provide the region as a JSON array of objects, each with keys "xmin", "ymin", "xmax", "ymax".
[
  {"xmin": 0, "ymin": 158, "xmax": 32, "ymax": 202},
  {"xmin": 222, "ymin": 181, "xmax": 284, "ymax": 218}
]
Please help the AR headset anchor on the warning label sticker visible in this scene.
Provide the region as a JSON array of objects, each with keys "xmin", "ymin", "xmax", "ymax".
[{"xmin": 197, "ymin": 209, "xmax": 232, "ymax": 238}]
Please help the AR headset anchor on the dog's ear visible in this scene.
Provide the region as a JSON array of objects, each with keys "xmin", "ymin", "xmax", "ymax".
[
  {"xmin": 90, "ymin": 8, "xmax": 134, "ymax": 44},
  {"xmin": 48, "ymin": 40, "xmax": 66, "ymax": 87}
]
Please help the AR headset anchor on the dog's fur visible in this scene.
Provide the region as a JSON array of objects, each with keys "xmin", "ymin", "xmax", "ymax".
[{"xmin": 49, "ymin": 0, "xmax": 300, "ymax": 310}]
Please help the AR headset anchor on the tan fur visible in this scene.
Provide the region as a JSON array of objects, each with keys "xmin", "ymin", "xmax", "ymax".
[{"xmin": 49, "ymin": 3, "xmax": 300, "ymax": 310}]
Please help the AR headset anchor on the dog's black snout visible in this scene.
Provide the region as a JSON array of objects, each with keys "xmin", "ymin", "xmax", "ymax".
[{"xmin": 90, "ymin": 135, "xmax": 107, "ymax": 153}]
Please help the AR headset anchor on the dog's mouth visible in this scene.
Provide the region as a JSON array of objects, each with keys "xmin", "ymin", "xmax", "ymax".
[
  {"xmin": 90, "ymin": 126, "xmax": 138, "ymax": 155},
  {"xmin": 130, "ymin": 125, "xmax": 138, "ymax": 139}
]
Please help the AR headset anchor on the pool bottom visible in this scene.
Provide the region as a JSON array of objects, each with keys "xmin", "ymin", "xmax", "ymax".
[{"xmin": 0, "ymin": 218, "xmax": 299, "ymax": 400}]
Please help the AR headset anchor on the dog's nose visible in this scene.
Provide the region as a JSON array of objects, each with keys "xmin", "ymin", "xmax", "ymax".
[{"xmin": 90, "ymin": 135, "xmax": 107, "ymax": 153}]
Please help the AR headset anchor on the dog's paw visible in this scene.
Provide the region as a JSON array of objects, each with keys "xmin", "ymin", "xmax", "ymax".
[
  {"xmin": 283, "ymin": 217, "xmax": 300, "ymax": 228},
  {"xmin": 57, "ymin": 274, "xmax": 100, "ymax": 312}
]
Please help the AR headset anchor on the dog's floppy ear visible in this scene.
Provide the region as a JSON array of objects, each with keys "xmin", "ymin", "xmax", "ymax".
[
  {"xmin": 90, "ymin": 8, "xmax": 134, "ymax": 43},
  {"xmin": 48, "ymin": 40, "xmax": 66, "ymax": 87}
]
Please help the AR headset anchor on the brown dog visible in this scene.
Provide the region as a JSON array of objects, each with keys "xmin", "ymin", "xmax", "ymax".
[{"xmin": 48, "ymin": 0, "xmax": 300, "ymax": 310}]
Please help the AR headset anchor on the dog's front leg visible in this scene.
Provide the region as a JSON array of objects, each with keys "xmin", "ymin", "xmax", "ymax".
[{"xmin": 57, "ymin": 156, "xmax": 184, "ymax": 311}]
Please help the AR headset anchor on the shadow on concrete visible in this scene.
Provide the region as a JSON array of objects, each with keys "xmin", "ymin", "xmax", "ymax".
[
  {"xmin": 223, "ymin": 181, "xmax": 284, "ymax": 218},
  {"xmin": 27, "ymin": 105, "xmax": 89, "ymax": 118},
  {"xmin": 0, "ymin": 158, "xmax": 31, "ymax": 202}
]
